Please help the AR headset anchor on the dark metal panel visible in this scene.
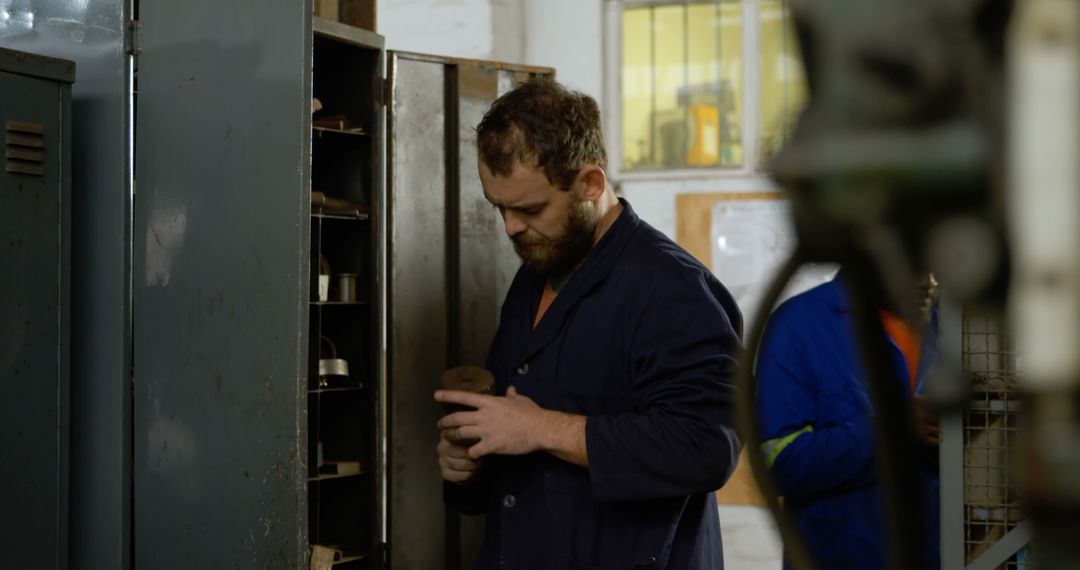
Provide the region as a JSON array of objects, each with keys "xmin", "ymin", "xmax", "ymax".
[
  {"xmin": 0, "ymin": 3, "xmax": 133, "ymax": 569},
  {"xmin": 0, "ymin": 66, "xmax": 69, "ymax": 570},
  {"xmin": 387, "ymin": 53, "xmax": 449, "ymax": 570},
  {"xmin": 133, "ymin": 1, "xmax": 312, "ymax": 568}
]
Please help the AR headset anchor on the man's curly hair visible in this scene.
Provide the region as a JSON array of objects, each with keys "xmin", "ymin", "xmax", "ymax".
[{"xmin": 476, "ymin": 78, "xmax": 607, "ymax": 190}]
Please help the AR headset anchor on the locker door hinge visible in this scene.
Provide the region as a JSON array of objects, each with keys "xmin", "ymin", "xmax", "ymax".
[
  {"xmin": 375, "ymin": 77, "xmax": 390, "ymax": 108},
  {"xmin": 125, "ymin": 20, "xmax": 142, "ymax": 57}
]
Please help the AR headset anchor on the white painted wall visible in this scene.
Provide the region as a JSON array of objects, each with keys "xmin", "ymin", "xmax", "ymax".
[
  {"xmin": 524, "ymin": 0, "xmax": 604, "ymax": 101},
  {"xmin": 377, "ymin": 0, "xmax": 525, "ymax": 62}
]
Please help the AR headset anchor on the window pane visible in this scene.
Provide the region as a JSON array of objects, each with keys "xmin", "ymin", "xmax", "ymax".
[
  {"xmin": 653, "ymin": 5, "xmax": 688, "ymax": 168},
  {"xmin": 622, "ymin": 8, "xmax": 653, "ymax": 169},
  {"xmin": 713, "ymin": 1, "xmax": 743, "ymax": 167},
  {"xmin": 621, "ymin": 1, "xmax": 743, "ymax": 172},
  {"xmin": 758, "ymin": 0, "xmax": 808, "ymax": 167}
]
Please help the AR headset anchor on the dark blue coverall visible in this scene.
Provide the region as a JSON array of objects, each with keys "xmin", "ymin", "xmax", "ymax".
[{"xmin": 446, "ymin": 200, "xmax": 744, "ymax": 569}]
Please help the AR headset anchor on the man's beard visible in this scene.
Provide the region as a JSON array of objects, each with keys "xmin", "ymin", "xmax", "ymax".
[{"xmin": 512, "ymin": 198, "xmax": 597, "ymax": 276}]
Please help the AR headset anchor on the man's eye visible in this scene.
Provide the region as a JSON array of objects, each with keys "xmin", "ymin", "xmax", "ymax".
[{"xmin": 521, "ymin": 207, "xmax": 542, "ymax": 216}]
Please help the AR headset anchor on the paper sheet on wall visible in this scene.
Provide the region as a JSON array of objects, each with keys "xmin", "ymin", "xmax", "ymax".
[{"xmin": 710, "ymin": 199, "xmax": 837, "ymax": 326}]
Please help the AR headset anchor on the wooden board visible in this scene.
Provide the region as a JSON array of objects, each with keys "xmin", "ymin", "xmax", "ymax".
[
  {"xmin": 675, "ymin": 191, "xmax": 786, "ymax": 267},
  {"xmin": 314, "ymin": 0, "xmax": 339, "ymax": 21},
  {"xmin": 314, "ymin": 0, "xmax": 375, "ymax": 32},
  {"xmin": 715, "ymin": 451, "xmax": 767, "ymax": 506},
  {"xmin": 340, "ymin": 0, "xmax": 376, "ymax": 32}
]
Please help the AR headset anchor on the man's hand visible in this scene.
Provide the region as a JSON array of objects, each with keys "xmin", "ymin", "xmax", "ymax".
[
  {"xmin": 437, "ymin": 430, "xmax": 483, "ymax": 485},
  {"xmin": 435, "ymin": 386, "xmax": 589, "ymax": 466},
  {"xmin": 911, "ymin": 397, "xmax": 940, "ymax": 446},
  {"xmin": 436, "ymin": 386, "xmax": 548, "ymax": 458}
]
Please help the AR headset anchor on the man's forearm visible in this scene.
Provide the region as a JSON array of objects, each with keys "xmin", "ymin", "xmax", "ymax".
[{"xmin": 538, "ymin": 410, "xmax": 589, "ymax": 468}]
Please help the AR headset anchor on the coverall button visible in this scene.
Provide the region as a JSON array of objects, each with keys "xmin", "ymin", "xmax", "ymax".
[
  {"xmin": 516, "ymin": 363, "xmax": 529, "ymax": 375},
  {"xmin": 502, "ymin": 494, "xmax": 516, "ymax": 508}
]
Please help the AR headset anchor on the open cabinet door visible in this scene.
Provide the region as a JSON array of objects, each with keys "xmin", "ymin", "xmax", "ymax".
[
  {"xmin": 133, "ymin": 2, "xmax": 313, "ymax": 568},
  {"xmin": 385, "ymin": 51, "xmax": 552, "ymax": 570}
]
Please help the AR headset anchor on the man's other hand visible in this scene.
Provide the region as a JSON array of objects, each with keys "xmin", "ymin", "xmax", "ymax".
[{"xmin": 437, "ymin": 429, "xmax": 483, "ymax": 485}]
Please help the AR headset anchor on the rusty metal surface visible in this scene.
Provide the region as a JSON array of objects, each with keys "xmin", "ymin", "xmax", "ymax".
[{"xmin": 388, "ymin": 53, "xmax": 449, "ymax": 570}]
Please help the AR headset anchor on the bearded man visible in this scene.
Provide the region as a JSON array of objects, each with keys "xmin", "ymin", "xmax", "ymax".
[{"xmin": 434, "ymin": 78, "xmax": 743, "ymax": 570}]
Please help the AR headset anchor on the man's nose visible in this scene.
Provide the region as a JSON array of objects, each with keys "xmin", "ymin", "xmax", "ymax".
[{"xmin": 503, "ymin": 210, "xmax": 527, "ymax": 237}]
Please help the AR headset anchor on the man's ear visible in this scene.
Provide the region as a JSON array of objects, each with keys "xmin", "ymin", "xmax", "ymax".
[{"xmin": 576, "ymin": 165, "xmax": 607, "ymax": 203}]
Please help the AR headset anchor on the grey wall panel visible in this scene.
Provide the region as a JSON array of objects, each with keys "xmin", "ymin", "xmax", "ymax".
[
  {"xmin": 0, "ymin": 3, "xmax": 133, "ymax": 568},
  {"xmin": 0, "ymin": 67, "xmax": 68, "ymax": 570},
  {"xmin": 133, "ymin": 1, "xmax": 312, "ymax": 568},
  {"xmin": 388, "ymin": 54, "xmax": 449, "ymax": 570}
]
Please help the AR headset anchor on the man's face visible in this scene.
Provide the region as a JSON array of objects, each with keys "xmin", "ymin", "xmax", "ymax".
[{"xmin": 479, "ymin": 159, "xmax": 598, "ymax": 276}]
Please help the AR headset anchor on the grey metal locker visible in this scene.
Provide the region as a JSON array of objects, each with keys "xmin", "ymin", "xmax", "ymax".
[
  {"xmin": 0, "ymin": 47, "xmax": 73, "ymax": 570},
  {"xmin": 0, "ymin": 2, "xmax": 135, "ymax": 568}
]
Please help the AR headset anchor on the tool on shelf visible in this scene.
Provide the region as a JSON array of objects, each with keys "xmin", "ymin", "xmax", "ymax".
[
  {"xmin": 310, "ymin": 190, "xmax": 368, "ymax": 218},
  {"xmin": 318, "ymin": 335, "xmax": 350, "ymax": 387}
]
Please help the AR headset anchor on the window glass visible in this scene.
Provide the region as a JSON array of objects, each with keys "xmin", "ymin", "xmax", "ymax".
[
  {"xmin": 621, "ymin": 1, "xmax": 744, "ymax": 171},
  {"xmin": 758, "ymin": 0, "xmax": 807, "ymax": 167}
]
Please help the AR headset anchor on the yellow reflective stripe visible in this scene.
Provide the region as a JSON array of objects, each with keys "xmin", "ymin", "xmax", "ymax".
[{"xmin": 760, "ymin": 425, "xmax": 814, "ymax": 469}]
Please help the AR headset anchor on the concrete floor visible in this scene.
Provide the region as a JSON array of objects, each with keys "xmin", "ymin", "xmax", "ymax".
[{"xmin": 719, "ymin": 505, "xmax": 784, "ymax": 569}]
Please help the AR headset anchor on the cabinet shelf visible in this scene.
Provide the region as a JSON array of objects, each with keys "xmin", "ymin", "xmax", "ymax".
[
  {"xmin": 308, "ymin": 386, "xmax": 364, "ymax": 394},
  {"xmin": 313, "ymin": 126, "xmax": 367, "ymax": 137},
  {"xmin": 309, "ymin": 544, "xmax": 369, "ymax": 567},
  {"xmin": 308, "ymin": 471, "xmax": 367, "ymax": 482},
  {"xmin": 310, "ymin": 300, "xmax": 369, "ymax": 307},
  {"xmin": 313, "ymin": 210, "xmax": 370, "ymax": 221}
]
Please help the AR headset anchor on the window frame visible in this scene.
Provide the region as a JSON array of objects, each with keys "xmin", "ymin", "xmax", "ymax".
[{"xmin": 603, "ymin": 0, "xmax": 774, "ymax": 181}]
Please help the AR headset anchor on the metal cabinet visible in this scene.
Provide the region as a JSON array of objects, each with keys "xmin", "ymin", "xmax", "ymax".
[
  {"xmin": 0, "ymin": 47, "xmax": 74, "ymax": 570},
  {"xmin": 2, "ymin": 2, "xmax": 550, "ymax": 568}
]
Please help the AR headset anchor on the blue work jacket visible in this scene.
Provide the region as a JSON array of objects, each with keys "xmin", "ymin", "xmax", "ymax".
[
  {"xmin": 446, "ymin": 199, "xmax": 743, "ymax": 569},
  {"xmin": 755, "ymin": 276, "xmax": 940, "ymax": 570}
]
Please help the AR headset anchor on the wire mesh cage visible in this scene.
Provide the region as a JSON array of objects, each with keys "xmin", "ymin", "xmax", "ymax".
[{"xmin": 962, "ymin": 312, "xmax": 1029, "ymax": 569}]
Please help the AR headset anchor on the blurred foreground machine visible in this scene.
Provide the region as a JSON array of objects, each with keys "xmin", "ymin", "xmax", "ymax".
[{"xmin": 745, "ymin": 0, "xmax": 1080, "ymax": 567}]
